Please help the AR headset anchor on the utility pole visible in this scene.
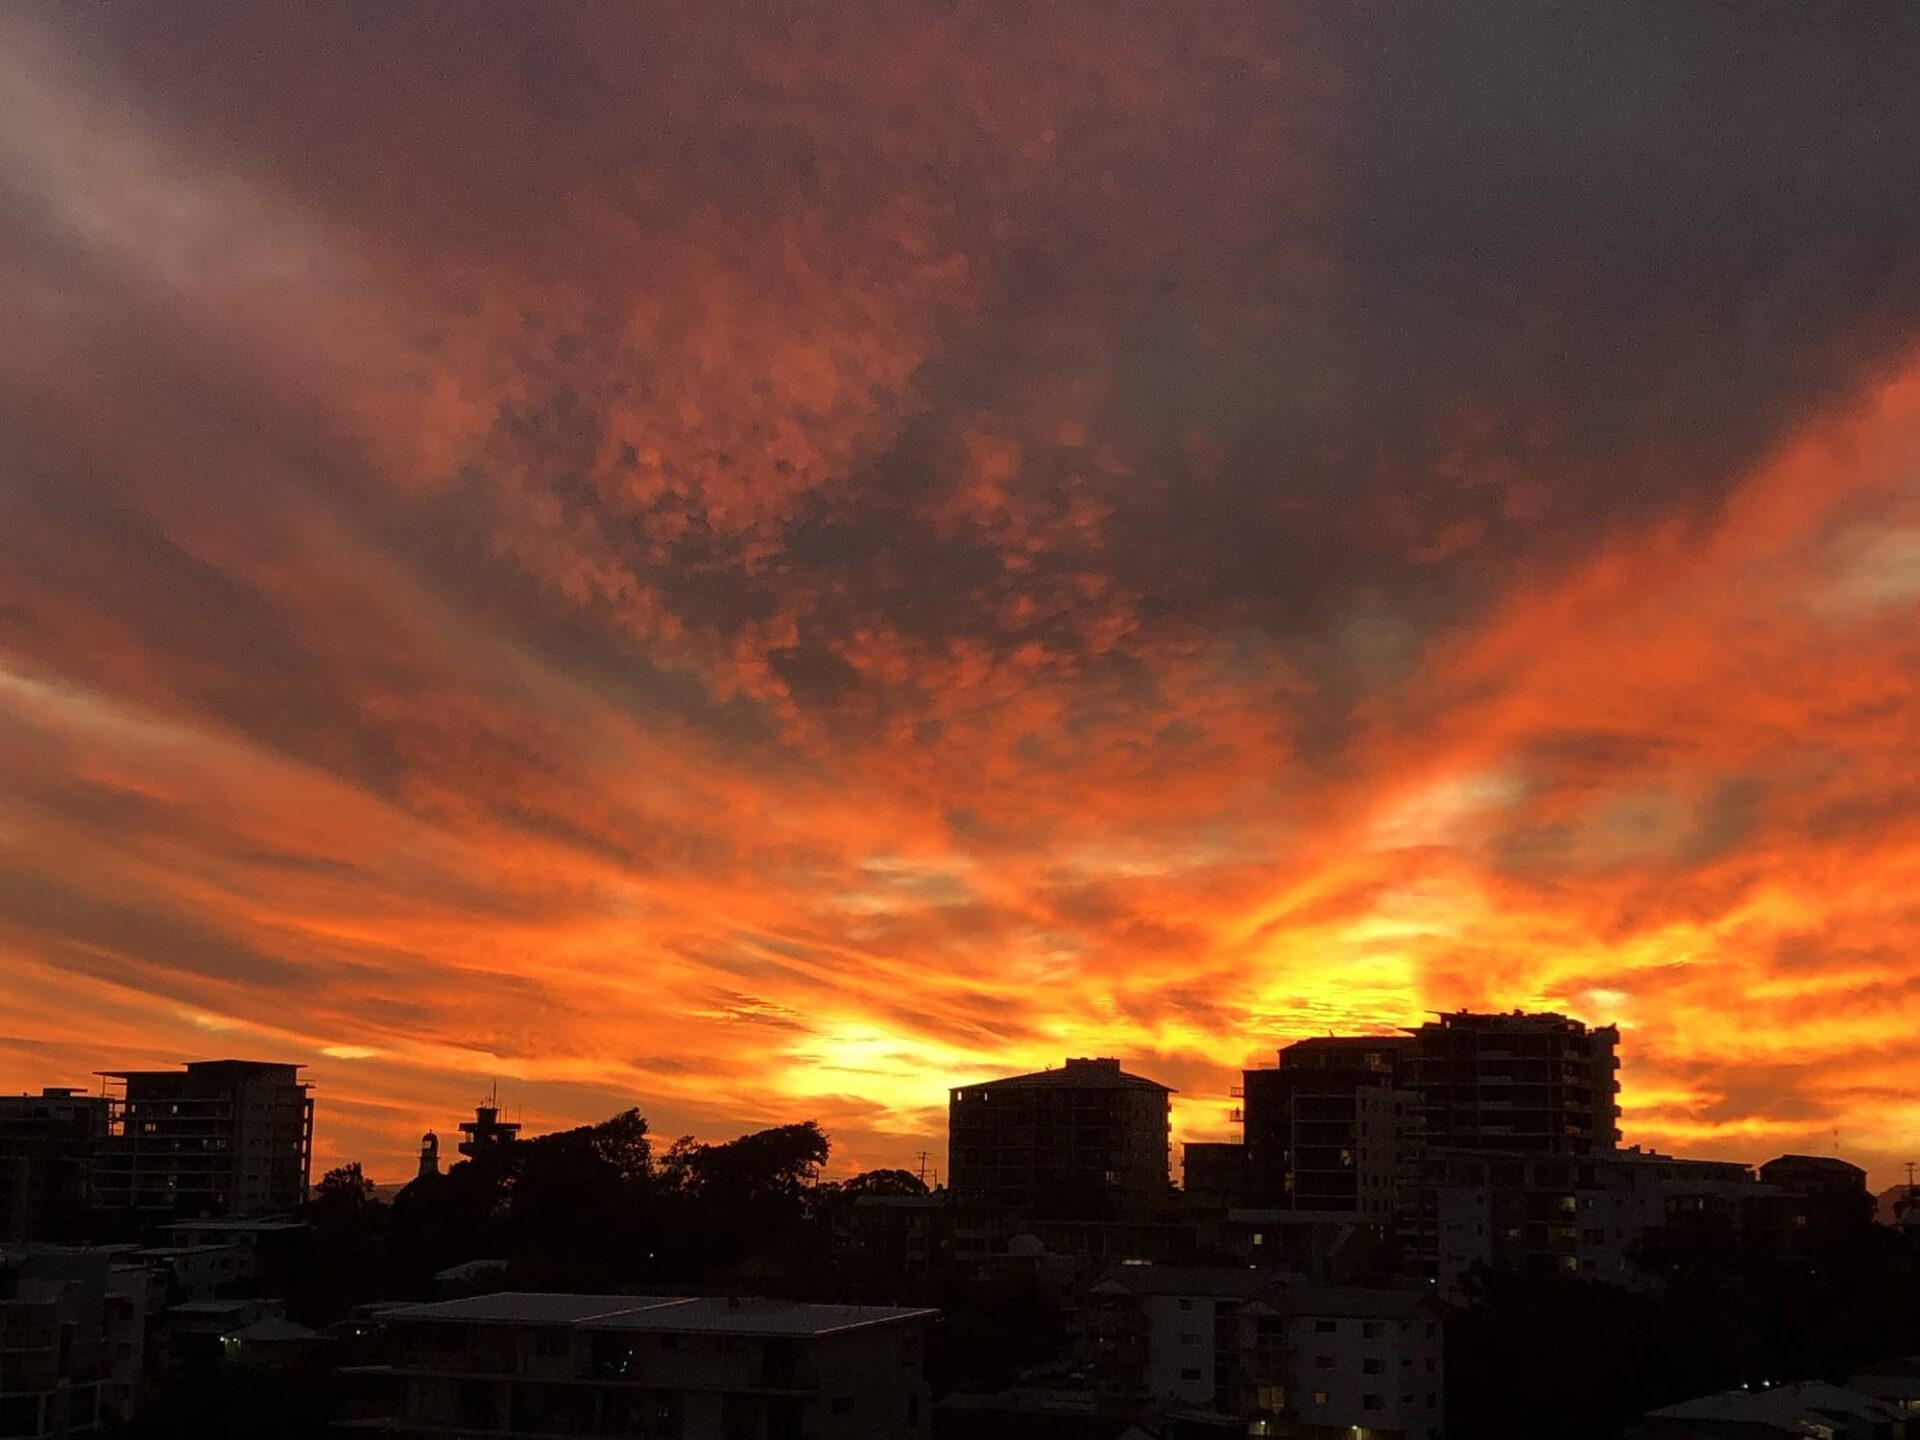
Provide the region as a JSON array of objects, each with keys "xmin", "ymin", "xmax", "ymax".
[{"xmin": 915, "ymin": 1150, "xmax": 931, "ymax": 1186}]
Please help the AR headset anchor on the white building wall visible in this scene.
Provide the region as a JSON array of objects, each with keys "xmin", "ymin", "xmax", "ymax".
[
  {"xmin": 1139, "ymin": 1292, "xmax": 1218, "ymax": 1406},
  {"xmin": 1282, "ymin": 1307, "xmax": 1443, "ymax": 1440}
]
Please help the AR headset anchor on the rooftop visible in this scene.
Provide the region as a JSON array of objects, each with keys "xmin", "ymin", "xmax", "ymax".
[
  {"xmin": 1089, "ymin": 1266, "xmax": 1268, "ymax": 1300},
  {"xmin": 1646, "ymin": 1380, "xmax": 1905, "ymax": 1430},
  {"xmin": 1413, "ymin": 1010, "xmax": 1615, "ymax": 1037},
  {"xmin": 584, "ymin": 1297, "xmax": 937, "ymax": 1337},
  {"xmin": 383, "ymin": 1293, "xmax": 651, "ymax": 1325},
  {"xmin": 953, "ymin": 1057, "xmax": 1174, "ymax": 1094},
  {"xmin": 160, "ymin": 1218, "xmax": 308, "ymax": 1235},
  {"xmin": 384, "ymin": 1292, "xmax": 936, "ymax": 1338},
  {"xmin": 1087, "ymin": 1267, "xmax": 1434, "ymax": 1318},
  {"xmin": 1279, "ymin": 1035, "xmax": 1414, "ymax": 1057},
  {"xmin": 1261, "ymin": 1283, "xmax": 1435, "ymax": 1321},
  {"xmin": 227, "ymin": 1318, "xmax": 321, "ymax": 1343},
  {"xmin": 98, "ymin": 1059, "xmax": 309, "ymax": 1083}
]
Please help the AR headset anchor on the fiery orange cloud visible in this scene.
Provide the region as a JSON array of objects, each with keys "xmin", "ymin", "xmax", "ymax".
[{"xmin": 1, "ymin": 7, "xmax": 1918, "ymax": 1188}]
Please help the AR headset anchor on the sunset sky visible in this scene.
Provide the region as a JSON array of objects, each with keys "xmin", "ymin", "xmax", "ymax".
[{"xmin": 2, "ymin": 6, "xmax": 1918, "ymax": 1188}]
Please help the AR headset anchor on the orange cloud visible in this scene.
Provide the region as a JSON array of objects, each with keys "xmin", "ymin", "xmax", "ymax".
[{"xmin": 1, "ymin": 7, "xmax": 1918, "ymax": 1188}]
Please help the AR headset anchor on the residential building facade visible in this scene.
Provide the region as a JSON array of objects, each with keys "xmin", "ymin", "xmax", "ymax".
[
  {"xmin": 97, "ymin": 1061, "xmax": 314, "ymax": 1216},
  {"xmin": 341, "ymin": 1291, "xmax": 935, "ymax": 1440},
  {"xmin": 0, "ymin": 1246, "xmax": 148, "ymax": 1437},
  {"xmin": 1424, "ymin": 1147, "xmax": 1756, "ymax": 1291},
  {"xmin": 1239, "ymin": 1037, "xmax": 1419, "ymax": 1216},
  {"xmin": 0, "ymin": 1091, "xmax": 110, "ymax": 1241},
  {"xmin": 1078, "ymin": 1266, "xmax": 1444, "ymax": 1440},
  {"xmin": 1406, "ymin": 1011, "xmax": 1620, "ymax": 1156},
  {"xmin": 949, "ymin": 1058, "xmax": 1172, "ymax": 1218}
]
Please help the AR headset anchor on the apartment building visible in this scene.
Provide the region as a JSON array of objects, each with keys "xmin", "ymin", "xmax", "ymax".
[
  {"xmin": 1239, "ymin": 1037, "xmax": 1419, "ymax": 1217},
  {"xmin": 949, "ymin": 1058, "xmax": 1172, "ymax": 1218},
  {"xmin": 1081, "ymin": 1266, "xmax": 1267, "ymax": 1415},
  {"xmin": 0, "ymin": 1247, "xmax": 148, "ymax": 1437},
  {"xmin": 1246, "ymin": 1285, "xmax": 1444, "ymax": 1440},
  {"xmin": 1406, "ymin": 1012, "xmax": 1620, "ymax": 1156},
  {"xmin": 1424, "ymin": 1147, "xmax": 1757, "ymax": 1291},
  {"xmin": 0, "ymin": 1090, "xmax": 110, "ymax": 1241},
  {"xmin": 341, "ymin": 1291, "xmax": 936, "ymax": 1440},
  {"xmin": 1192, "ymin": 1014, "xmax": 1619, "ymax": 1218},
  {"xmin": 1078, "ymin": 1266, "xmax": 1444, "ymax": 1440},
  {"xmin": 97, "ymin": 1061, "xmax": 313, "ymax": 1217}
]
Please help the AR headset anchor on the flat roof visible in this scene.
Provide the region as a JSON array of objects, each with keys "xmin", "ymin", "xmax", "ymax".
[
  {"xmin": 384, "ymin": 1293, "xmax": 663, "ymax": 1325},
  {"xmin": 953, "ymin": 1058, "xmax": 1173, "ymax": 1094},
  {"xmin": 1266, "ymin": 1284, "xmax": 1435, "ymax": 1320},
  {"xmin": 586, "ymin": 1298, "xmax": 936, "ymax": 1338},
  {"xmin": 384, "ymin": 1292, "xmax": 935, "ymax": 1337},
  {"xmin": 160, "ymin": 1219, "xmax": 307, "ymax": 1233}
]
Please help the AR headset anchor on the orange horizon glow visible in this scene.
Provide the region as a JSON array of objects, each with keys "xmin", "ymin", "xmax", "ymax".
[{"xmin": 1, "ymin": 9, "xmax": 1916, "ymax": 1191}]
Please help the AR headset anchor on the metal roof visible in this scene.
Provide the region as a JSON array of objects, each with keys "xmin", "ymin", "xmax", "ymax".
[
  {"xmin": 382, "ymin": 1291, "xmax": 936, "ymax": 1338},
  {"xmin": 383, "ymin": 1293, "xmax": 675, "ymax": 1325},
  {"xmin": 583, "ymin": 1297, "xmax": 937, "ymax": 1338}
]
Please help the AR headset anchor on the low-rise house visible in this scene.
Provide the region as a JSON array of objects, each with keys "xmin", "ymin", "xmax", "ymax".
[
  {"xmin": 340, "ymin": 1290, "xmax": 936, "ymax": 1439},
  {"xmin": 219, "ymin": 1315, "xmax": 330, "ymax": 1372},
  {"xmin": 159, "ymin": 1297, "xmax": 286, "ymax": 1369}
]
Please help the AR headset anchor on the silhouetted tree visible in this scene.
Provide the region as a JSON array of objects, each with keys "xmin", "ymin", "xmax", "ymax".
[
  {"xmin": 313, "ymin": 1161, "xmax": 376, "ymax": 1211},
  {"xmin": 654, "ymin": 1121, "xmax": 831, "ymax": 1281},
  {"xmin": 836, "ymin": 1167, "xmax": 929, "ymax": 1198}
]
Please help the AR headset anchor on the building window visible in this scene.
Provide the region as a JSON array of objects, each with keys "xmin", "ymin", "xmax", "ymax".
[
  {"xmin": 1363, "ymin": 1394, "xmax": 1384, "ymax": 1410},
  {"xmin": 908, "ymin": 1394, "xmax": 920, "ymax": 1428},
  {"xmin": 1361, "ymin": 1321, "xmax": 1383, "ymax": 1339},
  {"xmin": 1180, "ymin": 1367, "xmax": 1203, "ymax": 1382},
  {"xmin": 1314, "ymin": 1355, "xmax": 1333, "ymax": 1369},
  {"xmin": 1312, "ymin": 1391, "xmax": 1329, "ymax": 1406},
  {"xmin": 1363, "ymin": 1358, "xmax": 1383, "ymax": 1374},
  {"xmin": 1180, "ymin": 1332, "xmax": 1201, "ymax": 1346},
  {"xmin": 1313, "ymin": 1319, "xmax": 1336, "ymax": 1334},
  {"xmin": 831, "ymin": 1397, "xmax": 855, "ymax": 1416}
]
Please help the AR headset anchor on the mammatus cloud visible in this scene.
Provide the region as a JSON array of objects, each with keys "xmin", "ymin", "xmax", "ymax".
[{"xmin": 1, "ymin": 6, "xmax": 1917, "ymax": 1183}]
